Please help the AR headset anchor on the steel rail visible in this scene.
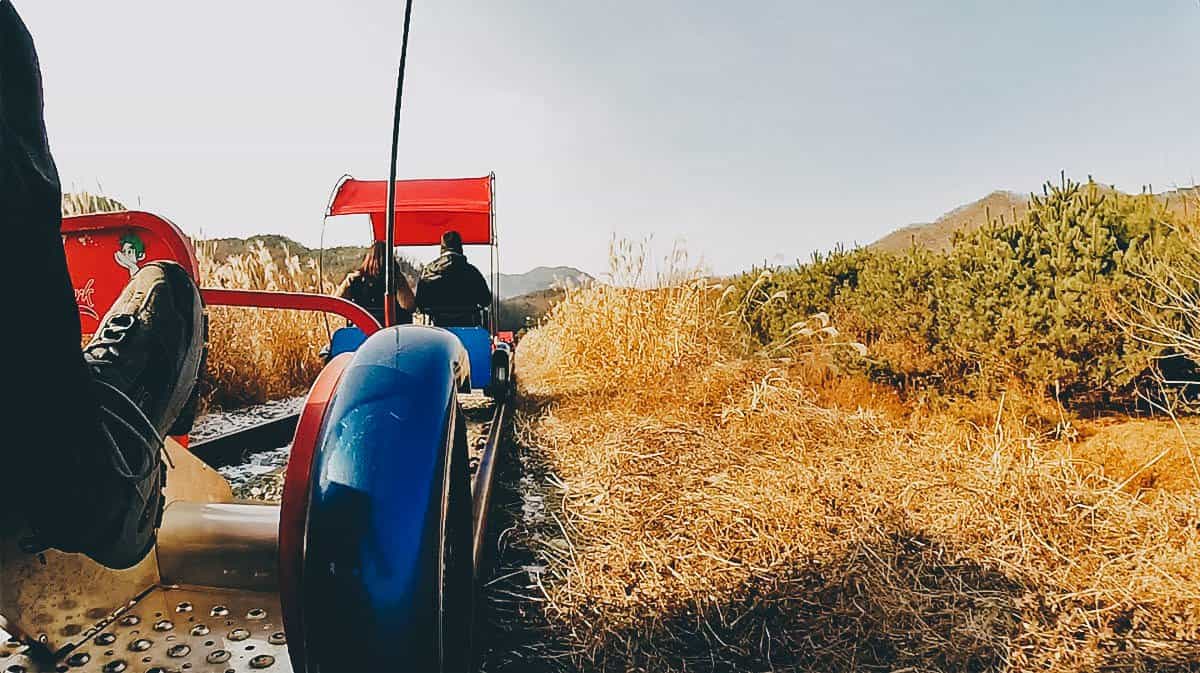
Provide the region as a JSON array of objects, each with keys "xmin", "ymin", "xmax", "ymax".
[
  {"xmin": 189, "ymin": 413, "xmax": 300, "ymax": 468},
  {"xmin": 470, "ymin": 391, "xmax": 511, "ymax": 577}
]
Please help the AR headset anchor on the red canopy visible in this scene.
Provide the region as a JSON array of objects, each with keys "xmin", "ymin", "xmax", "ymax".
[{"xmin": 327, "ymin": 176, "xmax": 493, "ymax": 246}]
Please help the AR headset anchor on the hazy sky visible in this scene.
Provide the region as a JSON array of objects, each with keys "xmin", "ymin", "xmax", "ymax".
[{"xmin": 19, "ymin": 1, "xmax": 1200, "ymax": 276}]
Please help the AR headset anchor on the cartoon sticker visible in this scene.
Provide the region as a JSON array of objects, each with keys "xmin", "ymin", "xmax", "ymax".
[{"xmin": 114, "ymin": 232, "xmax": 146, "ymax": 277}]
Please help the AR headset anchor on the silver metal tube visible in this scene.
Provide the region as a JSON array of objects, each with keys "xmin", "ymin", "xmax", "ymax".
[{"xmin": 157, "ymin": 502, "xmax": 280, "ymax": 591}]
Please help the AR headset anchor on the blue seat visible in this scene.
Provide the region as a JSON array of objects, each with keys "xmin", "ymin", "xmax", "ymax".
[
  {"xmin": 443, "ymin": 326, "xmax": 492, "ymax": 390},
  {"xmin": 329, "ymin": 325, "xmax": 492, "ymax": 390},
  {"xmin": 329, "ymin": 326, "xmax": 368, "ymax": 358}
]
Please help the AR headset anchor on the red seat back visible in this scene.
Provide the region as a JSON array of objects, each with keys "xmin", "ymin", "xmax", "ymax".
[{"xmin": 62, "ymin": 211, "xmax": 198, "ymax": 336}]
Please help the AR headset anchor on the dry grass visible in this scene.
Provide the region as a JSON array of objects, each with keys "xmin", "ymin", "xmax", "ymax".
[
  {"xmin": 196, "ymin": 241, "xmax": 330, "ymax": 411},
  {"xmin": 1073, "ymin": 418, "xmax": 1200, "ymax": 495},
  {"xmin": 62, "ymin": 191, "xmax": 126, "ymax": 216},
  {"xmin": 518, "ymin": 241, "xmax": 728, "ymax": 399},
  {"xmin": 495, "ymin": 250, "xmax": 1200, "ymax": 672}
]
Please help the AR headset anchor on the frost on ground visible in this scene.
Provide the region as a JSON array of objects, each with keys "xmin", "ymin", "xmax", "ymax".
[
  {"xmin": 190, "ymin": 395, "xmax": 305, "ymax": 442},
  {"xmin": 196, "ymin": 396, "xmax": 304, "ymax": 502},
  {"xmin": 219, "ymin": 444, "xmax": 290, "ymax": 502}
]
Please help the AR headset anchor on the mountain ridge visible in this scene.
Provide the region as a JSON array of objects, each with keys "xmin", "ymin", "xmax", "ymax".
[
  {"xmin": 870, "ymin": 184, "xmax": 1198, "ymax": 253},
  {"xmin": 499, "ymin": 266, "xmax": 593, "ymax": 300},
  {"xmin": 199, "ymin": 233, "xmax": 592, "ymax": 300},
  {"xmin": 871, "ymin": 191, "xmax": 1030, "ymax": 253}
]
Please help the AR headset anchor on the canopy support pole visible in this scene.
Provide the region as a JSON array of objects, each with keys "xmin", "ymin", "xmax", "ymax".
[
  {"xmin": 490, "ymin": 173, "xmax": 498, "ymax": 335},
  {"xmin": 384, "ymin": 0, "xmax": 416, "ymax": 327}
]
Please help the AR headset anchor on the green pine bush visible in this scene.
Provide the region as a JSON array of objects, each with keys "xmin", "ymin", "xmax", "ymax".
[{"xmin": 727, "ymin": 177, "xmax": 1184, "ymax": 407}]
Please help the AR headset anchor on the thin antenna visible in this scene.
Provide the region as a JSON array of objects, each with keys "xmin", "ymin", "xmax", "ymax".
[{"xmin": 383, "ymin": 0, "xmax": 416, "ymax": 327}]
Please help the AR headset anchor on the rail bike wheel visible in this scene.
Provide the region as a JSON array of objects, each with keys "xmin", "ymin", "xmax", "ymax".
[
  {"xmin": 439, "ymin": 407, "xmax": 474, "ymax": 672},
  {"xmin": 485, "ymin": 344, "xmax": 511, "ymax": 399},
  {"xmin": 297, "ymin": 325, "xmax": 475, "ymax": 673}
]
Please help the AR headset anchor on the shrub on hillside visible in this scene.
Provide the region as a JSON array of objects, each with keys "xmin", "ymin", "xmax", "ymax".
[
  {"xmin": 934, "ymin": 180, "xmax": 1175, "ymax": 399},
  {"xmin": 737, "ymin": 246, "xmax": 873, "ymax": 345},
  {"xmin": 729, "ymin": 178, "xmax": 1183, "ymax": 404},
  {"xmin": 838, "ymin": 248, "xmax": 946, "ymax": 385}
]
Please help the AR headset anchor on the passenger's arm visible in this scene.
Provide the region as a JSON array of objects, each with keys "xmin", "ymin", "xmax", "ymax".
[
  {"xmin": 334, "ymin": 273, "xmax": 356, "ymax": 300},
  {"xmin": 413, "ymin": 277, "xmax": 430, "ymax": 312},
  {"xmin": 396, "ymin": 275, "xmax": 416, "ymax": 311}
]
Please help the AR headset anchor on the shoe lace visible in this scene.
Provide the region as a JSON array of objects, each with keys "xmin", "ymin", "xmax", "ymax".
[
  {"xmin": 85, "ymin": 313, "xmax": 164, "ymax": 489},
  {"xmin": 83, "ymin": 314, "xmax": 135, "ymax": 370},
  {"xmin": 93, "ymin": 377, "xmax": 162, "ymax": 484}
]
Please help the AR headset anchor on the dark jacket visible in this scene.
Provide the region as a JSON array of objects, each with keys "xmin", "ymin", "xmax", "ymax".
[{"xmin": 415, "ymin": 251, "xmax": 492, "ymax": 326}]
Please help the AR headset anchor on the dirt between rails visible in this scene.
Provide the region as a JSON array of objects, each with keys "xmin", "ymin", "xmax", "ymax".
[{"xmin": 213, "ymin": 393, "xmax": 497, "ymax": 503}]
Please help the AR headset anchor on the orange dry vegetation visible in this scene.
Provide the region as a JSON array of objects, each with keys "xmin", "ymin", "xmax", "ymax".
[
  {"xmin": 1072, "ymin": 418, "xmax": 1200, "ymax": 495},
  {"xmin": 196, "ymin": 241, "xmax": 330, "ymax": 411},
  {"xmin": 494, "ymin": 258, "xmax": 1200, "ymax": 672}
]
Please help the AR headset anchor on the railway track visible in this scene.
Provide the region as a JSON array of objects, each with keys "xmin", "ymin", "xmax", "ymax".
[
  {"xmin": 0, "ymin": 391, "xmax": 512, "ymax": 673},
  {"xmin": 201, "ymin": 393, "xmax": 504, "ymax": 498},
  {"xmin": 200, "ymin": 392, "xmax": 510, "ymax": 578}
]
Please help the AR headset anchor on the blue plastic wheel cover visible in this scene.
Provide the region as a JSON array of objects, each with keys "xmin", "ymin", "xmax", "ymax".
[{"xmin": 302, "ymin": 325, "xmax": 468, "ymax": 672}]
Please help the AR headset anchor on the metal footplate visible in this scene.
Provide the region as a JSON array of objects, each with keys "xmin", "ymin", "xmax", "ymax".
[
  {"xmin": 0, "ymin": 441, "xmax": 291, "ymax": 673},
  {"xmin": 0, "ymin": 585, "xmax": 291, "ymax": 673}
]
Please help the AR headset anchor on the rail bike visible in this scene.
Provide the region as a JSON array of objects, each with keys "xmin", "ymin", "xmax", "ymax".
[{"xmin": 0, "ymin": 175, "xmax": 512, "ymax": 673}]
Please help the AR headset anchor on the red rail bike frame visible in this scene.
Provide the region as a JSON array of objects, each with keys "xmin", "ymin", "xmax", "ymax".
[{"xmin": 62, "ymin": 211, "xmax": 382, "ymax": 336}]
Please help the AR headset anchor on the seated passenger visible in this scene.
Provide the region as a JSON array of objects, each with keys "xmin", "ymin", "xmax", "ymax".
[
  {"xmin": 415, "ymin": 230, "xmax": 493, "ymax": 326},
  {"xmin": 336, "ymin": 241, "xmax": 416, "ymax": 325}
]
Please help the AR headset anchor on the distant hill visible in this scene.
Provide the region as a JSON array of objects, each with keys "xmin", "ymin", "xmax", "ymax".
[
  {"xmin": 200, "ymin": 234, "xmax": 587, "ymax": 326},
  {"xmin": 1158, "ymin": 186, "xmax": 1200, "ymax": 217},
  {"xmin": 872, "ymin": 184, "xmax": 1199, "ymax": 254},
  {"xmin": 494, "ymin": 268, "xmax": 592, "ymax": 331},
  {"xmin": 200, "ymin": 234, "xmax": 419, "ymax": 282},
  {"xmin": 496, "ymin": 288, "xmax": 567, "ymax": 332},
  {"xmin": 872, "ymin": 191, "xmax": 1030, "ymax": 253},
  {"xmin": 493, "ymin": 267, "xmax": 594, "ymax": 332},
  {"xmin": 203, "ymin": 236, "xmax": 592, "ymax": 298},
  {"xmin": 499, "ymin": 266, "xmax": 593, "ymax": 300}
]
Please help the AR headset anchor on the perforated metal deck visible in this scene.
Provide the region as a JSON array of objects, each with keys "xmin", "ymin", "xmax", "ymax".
[{"xmin": 0, "ymin": 586, "xmax": 291, "ymax": 673}]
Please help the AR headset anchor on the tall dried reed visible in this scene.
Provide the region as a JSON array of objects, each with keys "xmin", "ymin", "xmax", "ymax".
[
  {"xmin": 197, "ymin": 241, "xmax": 331, "ymax": 411},
  {"xmin": 62, "ymin": 191, "xmax": 126, "ymax": 216},
  {"xmin": 519, "ymin": 239, "xmax": 727, "ymax": 398}
]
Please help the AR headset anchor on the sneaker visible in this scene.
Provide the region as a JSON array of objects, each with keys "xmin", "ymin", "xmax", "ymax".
[
  {"xmin": 84, "ymin": 261, "xmax": 205, "ymax": 437},
  {"xmin": 73, "ymin": 260, "xmax": 204, "ymax": 568}
]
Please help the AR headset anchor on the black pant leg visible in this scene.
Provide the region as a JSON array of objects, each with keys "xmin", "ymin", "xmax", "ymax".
[{"xmin": 0, "ymin": 0, "xmax": 105, "ymax": 527}]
